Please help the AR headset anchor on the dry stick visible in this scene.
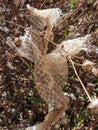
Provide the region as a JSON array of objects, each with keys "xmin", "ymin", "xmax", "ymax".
[
  {"xmin": 44, "ymin": 37, "xmax": 82, "ymax": 60},
  {"xmin": 26, "ymin": 5, "xmax": 52, "ymax": 55},
  {"xmin": 68, "ymin": 56, "xmax": 93, "ymax": 103},
  {"xmin": 55, "ymin": 1, "xmax": 85, "ymax": 29},
  {"xmin": 17, "ymin": 54, "xmax": 33, "ymax": 71},
  {"xmin": 55, "ymin": 0, "xmax": 95, "ymax": 30},
  {"xmin": 0, "ymin": 33, "xmax": 7, "ymax": 43},
  {"xmin": 40, "ymin": 0, "xmax": 47, "ymax": 9},
  {"xmin": 56, "ymin": 0, "xmax": 64, "ymax": 5},
  {"xmin": 0, "ymin": 17, "xmax": 41, "ymax": 37}
]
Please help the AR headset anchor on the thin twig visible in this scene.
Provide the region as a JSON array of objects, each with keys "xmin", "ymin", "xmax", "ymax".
[
  {"xmin": 40, "ymin": 0, "xmax": 47, "ymax": 9},
  {"xmin": 0, "ymin": 33, "xmax": 6, "ymax": 43},
  {"xmin": 54, "ymin": 1, "xmax": 85, "ymax": 29},
  {"xmin": 68, "ymin": 56, "xmax": 92, "ymax": 103},
  {"xmin": 0, "ymin": 17, "xmax": 42, "ymax": 37}
]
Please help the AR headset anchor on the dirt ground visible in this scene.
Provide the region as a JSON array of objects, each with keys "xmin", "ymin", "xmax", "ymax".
[{"xmin": 0, "ymin": 0, "xmax": 98, "ymax": 130}]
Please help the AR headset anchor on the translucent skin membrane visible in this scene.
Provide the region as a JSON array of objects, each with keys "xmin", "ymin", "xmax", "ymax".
[{"xmin": 7, "ymin": 5, "xmax": 98, "ymax": 130}]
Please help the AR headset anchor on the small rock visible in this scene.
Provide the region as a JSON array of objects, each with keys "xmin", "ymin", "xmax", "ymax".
[{"xmin": 54, "ymin": 123, "xmax": 60, "ymax": 129}]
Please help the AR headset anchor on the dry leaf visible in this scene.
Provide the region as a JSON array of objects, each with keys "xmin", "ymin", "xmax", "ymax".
[
  {"xmin": 92, "ymin": 67, "xmax": 98, "ymax": 76},
  {"xmin": 82, "ymin": 60, "xmax": 95, "ymax": 71}
]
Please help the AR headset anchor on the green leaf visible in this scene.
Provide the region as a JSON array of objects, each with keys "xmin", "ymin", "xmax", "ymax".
[
  {"xmin": 88, "ymin": 0, "xmax": 93, "ymax": 4},
  {"xmin": 29, "ymin": 62, "xmax": 33, "ymax": 67},
  {"xmin": 74, "ymin": 107, "xmax": 87, "ymax": 129},
  {"xmin": 53, "ymin": 0, "xmax": 57, "ymax": 3},
  {"xmin": 31, "ymin": 71, "xmax": 35, "ymax": 78},
  {"xmin": 28, "ymin": 97, "xmax": 45, "ymax": 104},
  {"xmin": 70, "ymin": 0, "xmax": 78, "ymax": 9},
  {"xmin": 64, "ymin": 29, "xmax": 70, "ymax": 38}
]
